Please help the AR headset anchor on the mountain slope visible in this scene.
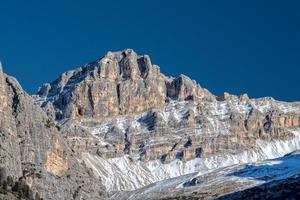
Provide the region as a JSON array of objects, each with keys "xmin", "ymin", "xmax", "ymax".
[
  {"xmin": 111, "ymin": 148, "xmax": 300, "ymax": 200},
  {"xmin": 0, "ymin": 68, "xmax": 106, "ymax": 199},
  {"xmin": 34, "ymin": 49, "xmax": 300, "ymax": 197},
  {"xmin": 1, "ymin": 49, "xmax": 299, "ymax": 199}
]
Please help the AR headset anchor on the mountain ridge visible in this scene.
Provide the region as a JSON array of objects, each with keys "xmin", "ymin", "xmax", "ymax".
[
  {"xmin": 34, "ymin": 49, "xmax": 213, "ymax": 123},
  {"xmin": 33, "ymin": 49, "xmax": 300, "ymax": 194},
  {"xmin": 0, "ymin": 69, "xmax": 106, "ymax": 199},
  {"xmin": 0, "ymin": 49, "xmax": 300, "ymax": 199}
]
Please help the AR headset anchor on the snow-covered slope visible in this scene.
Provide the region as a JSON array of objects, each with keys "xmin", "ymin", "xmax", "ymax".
[
  {"xmin": 83, "ymin": 129, "xmax": 300, "ymax": 192},
  {"xmin": 111, "ymin": 148, "xmax": 300, "ymax": 200}
]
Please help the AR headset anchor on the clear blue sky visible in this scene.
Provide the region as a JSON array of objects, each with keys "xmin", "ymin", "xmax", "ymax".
[{"xmin": 0, "ymin": 0, "xmax": 299, "ymax": 101}]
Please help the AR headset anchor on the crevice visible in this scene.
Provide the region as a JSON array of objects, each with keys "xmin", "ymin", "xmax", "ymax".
[
  {"xmin": 137, "ymin": 57, "xmax": 149, "ymax": 78},
  {"xmin": 116, "ymin": 84, "xmax": 121, "ymax": 106},
  {"xmin": 138, "ymin": 142, "xmax": 146, "ymax": 160},
  {"xmin": 171, "ymin": 143, "xmax": 178, "ymax": 151},
  {"xmin": 184, "ymin": 137, "xmax": 192, "ymax": 148},
  {"xmin": 176, "ymin": 151, "xmax": 184, "ymax": 160},
  {"xmin": 87, "ymin": 85, "xmax": 95, "ymax": 116},
  {"xmin": 195, "ymin": 147, "xmax": 202, "ymax": 158},
  {"xmin": 5, "ymin": 78, "xmax": 20, "ymax": 115},
  {"xmin": 264, "ymin": 114, "xmax": 272, "ymax": 132},
  {"xmin": 160, "ymin": 154, "xmax": 168, "ymax": 163},
  {"xmin": 123, "ymin": 129, "xmax": 131, "ymax": 155}
]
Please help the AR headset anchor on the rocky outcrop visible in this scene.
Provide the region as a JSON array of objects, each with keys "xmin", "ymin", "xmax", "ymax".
[
  {"xmin": 62, "ymin": 93, "xmax": 300, "ymax": 164},
  {"xmin": 0, "ymin": 69, "xmax": 105, "ymax": 199},
  {"xmin": 2, "ymin": 49, "xmax": 300, "ymax": 198},
  {"xmin": 33, "ymin": 49, "xmax": 300, "ymax": 193},
  {"xmin": 44, "ymin": 136, "xmax": 69, "ymax": 177},
  {"xmin": 36, "ymin": 49, "xmax": 213, "ymax": 122}
]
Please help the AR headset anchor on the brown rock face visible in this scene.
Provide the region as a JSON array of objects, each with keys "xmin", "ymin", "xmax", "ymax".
[
  {"xmin": 57, "ymin": 90, "xmax": 300, "ymax": 165},
  {"xmin": 36, "ymin": 49, "xmax": 213, "ymax": 122},
  {"xmin": 45, "ymin": 137, "xmax": 68, "ymax": 176},
  {"xmin": 45, "ymin": 152, "xmax": 68, "ymax": 176}
]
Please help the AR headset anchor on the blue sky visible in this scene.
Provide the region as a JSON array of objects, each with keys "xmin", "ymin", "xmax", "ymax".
[{"xmin": 0, "ymin": 0, "xmax": 299, "ymax": 101}]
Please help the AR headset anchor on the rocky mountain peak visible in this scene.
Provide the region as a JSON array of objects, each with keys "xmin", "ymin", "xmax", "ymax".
[
  {"xmin": 95, "ymin": 48, "xmax": 159, "ymax": 80},
  {"xmin": 1, "ymin": 49, "xmax": 300, "ymax": 199},
  {"xmin": 36, "ymin": 49, "xmax": 213, "ymax": 122}
]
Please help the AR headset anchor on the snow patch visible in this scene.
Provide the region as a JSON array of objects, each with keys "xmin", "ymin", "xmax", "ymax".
[{"xmin": 84, "ymin": 129, "xmax": 300, "ymax": 192}]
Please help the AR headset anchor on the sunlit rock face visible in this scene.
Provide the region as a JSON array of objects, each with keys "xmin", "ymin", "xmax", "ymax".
[
  {"xmin": 70, "ymin": 97, "xmax": 300, "ymax": 192},
  {"xmin": 2, "ymin": 49, "xmax": 299, "ymax": 199},
  {"xmin": 36, "ymin": 49, "xmax": 213, "ymax": 122},
  {"xmin": 34, "ymin": 49, "xmax": 300, "ymax": 196}
]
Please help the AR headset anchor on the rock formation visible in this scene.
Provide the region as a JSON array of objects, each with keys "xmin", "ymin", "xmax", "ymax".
[
  {"xmin": 0, "ymin": 68, "xmax": 105, "ymax": 199},
  {"xmin": 1, "ymin": 49, "xmax": 300, "ymax": 199},
  {"xmin": 36, "ymin": 49, "xmax": 213, "ymax": 122}
]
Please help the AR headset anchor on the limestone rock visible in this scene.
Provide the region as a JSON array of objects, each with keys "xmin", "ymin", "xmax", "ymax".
[
  {"xmin": 36, "ymin": 49, "xmax": 213, "ymax": 122},
  {"xmin": 33, "ymin": 49, "xmax": 300, "ymax": 194},
  {"xmin": 0, "ymin": 71, "xmax": 106, "ymax": 199},
  {"xmin": 1, "ymin": 49, "xmax": 300, "ymax": 199}
]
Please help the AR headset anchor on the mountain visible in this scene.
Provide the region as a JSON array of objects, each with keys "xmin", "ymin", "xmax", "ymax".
[
  {"xmin": 0, "ymin": 67, "xmax": 105, "ymax": 199},
  {"xmin": 1, "ymin": 49, "xmax": 300, "ymax": 199},
  {"xmin": 112, "ymin": 150, "xmax": 300, "ymax": 200},
  {"xmin": 35, "ymin": 49, "xmax": 212, "ymax": 122}
]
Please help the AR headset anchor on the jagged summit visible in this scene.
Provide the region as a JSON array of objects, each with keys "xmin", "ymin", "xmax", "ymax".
[
  {"xmin": 1, "ymin": 49, "xmax": 300, "ymax": 199},
  {"xmin": 36, "ymin": 49, "xmax": 213, "ymax": 121}
]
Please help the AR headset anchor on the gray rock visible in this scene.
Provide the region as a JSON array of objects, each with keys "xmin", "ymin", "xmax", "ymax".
[
  {"xmin": 33, "ymin": 50, "xmax": 300, "ymax": 194},
  {"xmin": 1, "ymin": 49, "xmax": 300, "ymax": 199},
  {"xmin": 0, "ymin": 71, "xmax": 106, "ymax": 199},
  {"xmin": 36, "ymin": 49, "xmax": 213, "ymax": 122}
]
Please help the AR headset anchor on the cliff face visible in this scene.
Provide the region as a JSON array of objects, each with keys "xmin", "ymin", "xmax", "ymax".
[
  {"xmin": 1, "ymin": 49, "xmax": 300, "ymax": 199},
  {"xmin": 0, "ymin": 69, "xmax": 105, "ymax": 199},
  {"xmin": 34, "ymin": 49, "xmax": 300, "ymax": 193},
  {"xmin": 36, "ymin": 49, "xmax": 213, "ymax": 122}
]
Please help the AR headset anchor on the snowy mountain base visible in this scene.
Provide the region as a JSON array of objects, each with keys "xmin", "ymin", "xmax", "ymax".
[{"xmin": 83, "ymin": 129, "xmax": 300, "ymax": 192}]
